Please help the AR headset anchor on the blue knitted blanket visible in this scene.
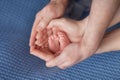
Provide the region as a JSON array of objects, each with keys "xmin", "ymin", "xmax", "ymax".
[{"xmin": 0, "ymin": 0, "xmax": 120, "ymax": 80}]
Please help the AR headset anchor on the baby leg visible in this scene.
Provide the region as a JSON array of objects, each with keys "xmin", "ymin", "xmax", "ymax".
[{"xmin": 48, "ymin": 34, "xmax": 60, "ymax": 53}]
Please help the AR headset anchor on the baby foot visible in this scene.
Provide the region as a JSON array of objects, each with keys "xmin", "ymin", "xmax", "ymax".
[
  {"xmin": 48, "ymin": 31, "xmax": 70, "ymax": 54},
  {"xmin": 48, "ymin": 34, "xmax": 60, "ymax": 53},
  {"xmin": 58, "ymin": 31, "xmax": 70, "ymax": 51}
]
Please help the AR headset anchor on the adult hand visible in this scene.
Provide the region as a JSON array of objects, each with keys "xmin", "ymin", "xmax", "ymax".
[
  {"xmin": 46, "ymin": 31, "xmax": 104, "ymax": 69},
  {"xmin": 30, "ymin": 17, "xmax": 105, "ymax": 69},
  {"xmin": 29, "ymin": 0, "xmax": 68, "ymax": 47},
  {"xmin": 30, "ymin": 17, "xmax": 88, "ymax": 69},
  {"xmin": 46, "ymin": 17, "xmax": 105, "ymax": 69}
]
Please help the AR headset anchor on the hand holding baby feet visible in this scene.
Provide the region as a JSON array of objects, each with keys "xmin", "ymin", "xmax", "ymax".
[
  {"xmin": 46, "ymin": 33, "xmax": 102, "ymax": 69},
  {"xmin": 45, "ymin": 17, "xmax": 105, "ymax": 69},
  {"xmin": 30, "ymin": 30, "xmax": 71, "ymax": 62},
  {"xmin": 30, "ymin": 17, "xmax": 89, "ymax": 69},
  {"xmin": 29, "ymin": 0, "xmax": 67, "ymax": 47},
  {"xmin": 30, "ymin": 17, "xmax": 103, "ymax": 69}
]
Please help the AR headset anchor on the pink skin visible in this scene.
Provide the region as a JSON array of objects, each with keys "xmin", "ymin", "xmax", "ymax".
[
  {"xmin": 35, "ymin": 28, "xmax": 70, "ymax": 54},
  {"xmin": 48, "ymin": 31, "xmax": 70, "ymax": 54}
]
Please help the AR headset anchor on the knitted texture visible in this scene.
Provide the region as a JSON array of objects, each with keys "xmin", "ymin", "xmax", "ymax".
[{"xmin": 0, "ymin": 0, "xmax": 120, "ymax": 80}]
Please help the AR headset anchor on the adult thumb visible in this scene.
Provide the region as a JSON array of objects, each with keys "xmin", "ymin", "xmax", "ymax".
[{"xmin": 47, "ymin": 18, "xmax": 68, "ymax": 33}]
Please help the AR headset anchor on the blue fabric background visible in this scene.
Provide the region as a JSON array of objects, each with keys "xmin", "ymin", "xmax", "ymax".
[{"xmin": 0, "ymin": 0, "xmax": 120, "ymax": 80}]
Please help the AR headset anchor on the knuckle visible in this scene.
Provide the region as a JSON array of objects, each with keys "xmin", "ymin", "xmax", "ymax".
[{"xmin": 46, "ymin": 7, "xmax": 57, "ymax": 17}]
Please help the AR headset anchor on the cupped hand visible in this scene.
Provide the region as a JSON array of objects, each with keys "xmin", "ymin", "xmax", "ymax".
[
  {"xmin": 45, "ymin": 28, "xmax": 105, "ymax": 69},
  {"xmin": 29, "ymin": 1, "xmax": 67, "ymax": 47},
  {"xmin": 30, "ymin": 17, "xmax": 105, "ymax": 69},
  {"xmin": 45, "ymin": 17, "xmax": 105, "ymax": 69}
]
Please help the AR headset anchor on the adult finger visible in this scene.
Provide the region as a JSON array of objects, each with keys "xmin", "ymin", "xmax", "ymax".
[
  {"xmin": 47, "ymin": 18, "xmax": 69, "ymax": 33},
  {"xmin": 30, "ymin": 47, "xmax": 54, "ymax": 61},
  {"xmin": 29, "ymin": 17, "xmax": 40, "ymax": 47},
  {"xmin": 37, "ymin": 17, "xmax": 51, "ymax": 31},
  {"xmin": 46, "ymin": 52, "xmax": 67, "ymax": 67},
  {"xmin": 35, "ymin": 33, "xmax": 48, "ymax": 46}
]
